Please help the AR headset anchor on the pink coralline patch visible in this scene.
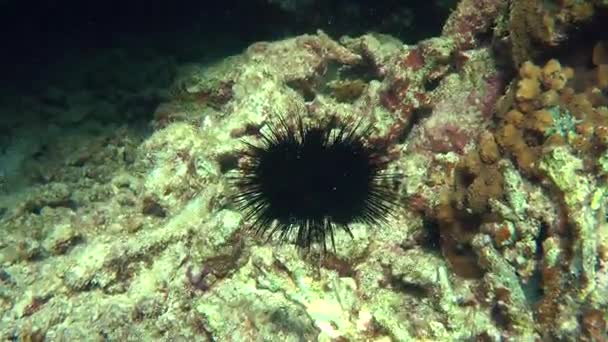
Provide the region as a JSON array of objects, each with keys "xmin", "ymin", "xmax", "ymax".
[
  {"xmin": 378, "ymin": 78, "xmax": 432, "ymax": 149},
  {"xmin": 454, "ymin": 50, "xmax": 473, "ymax": 72},
  {"xmin": 229, "ymin": 123, "xmax": 262, "ymax": 139},
  {"xmin": 407, "ymin": 85, "xmax": 490, "ymax": 155},
  {"xmin": 386, "ymin": 119, "xmax": 411, "ymax": 145},
  {"xmin": 427, "ymin": 65, "xmax": 451, "ymax": 84},
  {"xmin": 399, "ymin": 48, "xmax": 425, "ymax": 71},
  {"xmin": 380, "ymin": 79, "xmax": 411, "ymax": 113},
  {"xmin": 191, "ymin": 80, "xmax": 235, "ymax": 107},
  {"xmin": 215, "ymin": 80, "xmax": 235, "ymax": 103},
  {"xmin": 426, "ymin": 124, "xmax": 471, "ymax": 154},
  {"xmin": 408, "ymin": 194, "xmax": 430, "ymax": 213},
  {"xmin": 368, "ymin": 118, "xmax": 410, "ymax": 153},
  {"xmin": 380, "ymin": 78, "xmax": 430, "ymax": 117},
  {"xmin": 377, "ymin": 46, "xmax": 438, "ymax": 150},
  {"xmin": 414, "ymin": 92, "xmax": 430, "ymax": 107},
  {"xmin": 152, "ymin": 102, "xmax": 191, "ymax": 129},
  {"xmin": 471, "ymin": 73, "xmax": 505, "ymax": 118}
]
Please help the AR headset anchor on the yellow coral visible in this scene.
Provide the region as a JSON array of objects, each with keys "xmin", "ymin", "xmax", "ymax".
[
  {"xmin": 479, "ymin": 131, "xmax": 500, "ymax": 164},
  {"xmin": 505, "ymin": 109, "xmax": 525, "ymax": 127},
  {"xmin": 516, "ymin": 78, "xmax": 541, "ymax": 100},
  {"xmin": 520, "ymin": 61, "xmax": 541, "ymax": 79},
  {"xmin": 562, "ymin": 67, "xmax": 574, "ymax": 80},
  {"xmin": 569, "ymin": 94, "xmax": 594, "ymax": 119},
  {"xmin": 543, "ymin": 59, "xmax": 562, "ymax": 75},
  {"xmin": 497, "ymin": 123, "xmax": 522, "ymax": 149},
  {"xmin": 530, "ymin": 110, "xmax": 554, "ymax": 132},
  {"xmin": 497, "ymin": 56, "xmax": 608, "ymax": 180},
  {"xmin": 572, "ymin": 3, "xmax": 594, "ymax": 21},
  {"xmin": 540, "ymin": 89, "xmax": 559, "ymax": 107},
  {"xmin": 593, "ymin": 41, "xmax": 608, "ymax": 65},
  {"xmin": 598, "ymin": 65, "xmax": 608, "ymax": 88},
  {"xmin": 596, "ymin": 126, "xmax": 608, "ymax": 145},
  {"xmin": 576, "ymin": 122, "xmax": 594, "ymax": 138},
  {"xmin": 514, "ymin": 145, "xmax": 537, "ymax": 174},
  {"xmin": 541, "ymin": 59, "xmax": 569, "ymax": 90}
]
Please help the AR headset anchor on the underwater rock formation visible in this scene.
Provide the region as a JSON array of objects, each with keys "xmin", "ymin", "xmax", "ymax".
[{"xmin": 0, "ymin": 1, "xmax": 607, "ymax": 340}]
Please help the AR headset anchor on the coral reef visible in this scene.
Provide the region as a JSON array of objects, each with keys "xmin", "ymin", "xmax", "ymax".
[
  {"xmin": 508, "ymin": 0, "xmax": 608, "ymax": 66},
  {"xmin": 442, "ymin": 0, "xmax": 508, "ymax": 50},
  {"xmin": 1, "ymin": 1, "xmax": 607, "ymax": 341}
]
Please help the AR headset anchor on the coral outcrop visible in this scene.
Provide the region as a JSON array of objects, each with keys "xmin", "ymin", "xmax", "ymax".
[{"xmin": 1, "ymin": 1, "xmax": 607, "ymax": 341}]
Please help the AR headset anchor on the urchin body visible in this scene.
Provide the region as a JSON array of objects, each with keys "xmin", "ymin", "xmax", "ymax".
[{"xmin": 233, "ymin": 117, "xmax": 396, "ymax": 251}]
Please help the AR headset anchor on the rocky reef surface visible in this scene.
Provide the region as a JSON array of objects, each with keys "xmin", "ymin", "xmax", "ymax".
[{"xmin": 1, "ymin": 0, "xmax": 608, "ymax": 340}]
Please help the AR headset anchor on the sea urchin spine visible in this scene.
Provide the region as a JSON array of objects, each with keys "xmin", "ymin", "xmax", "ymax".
[{"xmin": 232, "ymin": 116, "xmax": 398, "ymax": 251}]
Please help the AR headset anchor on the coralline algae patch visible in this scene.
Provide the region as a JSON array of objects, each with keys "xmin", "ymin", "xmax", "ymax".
[{"xmin": 1, "ymin": 2, "xmax": 608, "ymax": 342}]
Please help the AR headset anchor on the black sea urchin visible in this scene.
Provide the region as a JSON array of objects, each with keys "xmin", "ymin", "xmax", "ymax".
[{"xmin": 232, "ymin": 116, "xmax": 398, "ymax": 251}]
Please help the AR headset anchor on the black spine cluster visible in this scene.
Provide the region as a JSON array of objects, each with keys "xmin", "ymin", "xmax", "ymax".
[{"xmin": 232, "ymin": 116, "xmax": 398, "ymax": 251}]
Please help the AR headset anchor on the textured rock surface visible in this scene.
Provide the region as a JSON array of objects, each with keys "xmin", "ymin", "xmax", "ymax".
[{"xmin": 1, "ymin": 2, "xmax": 607, "ymax": 340}]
